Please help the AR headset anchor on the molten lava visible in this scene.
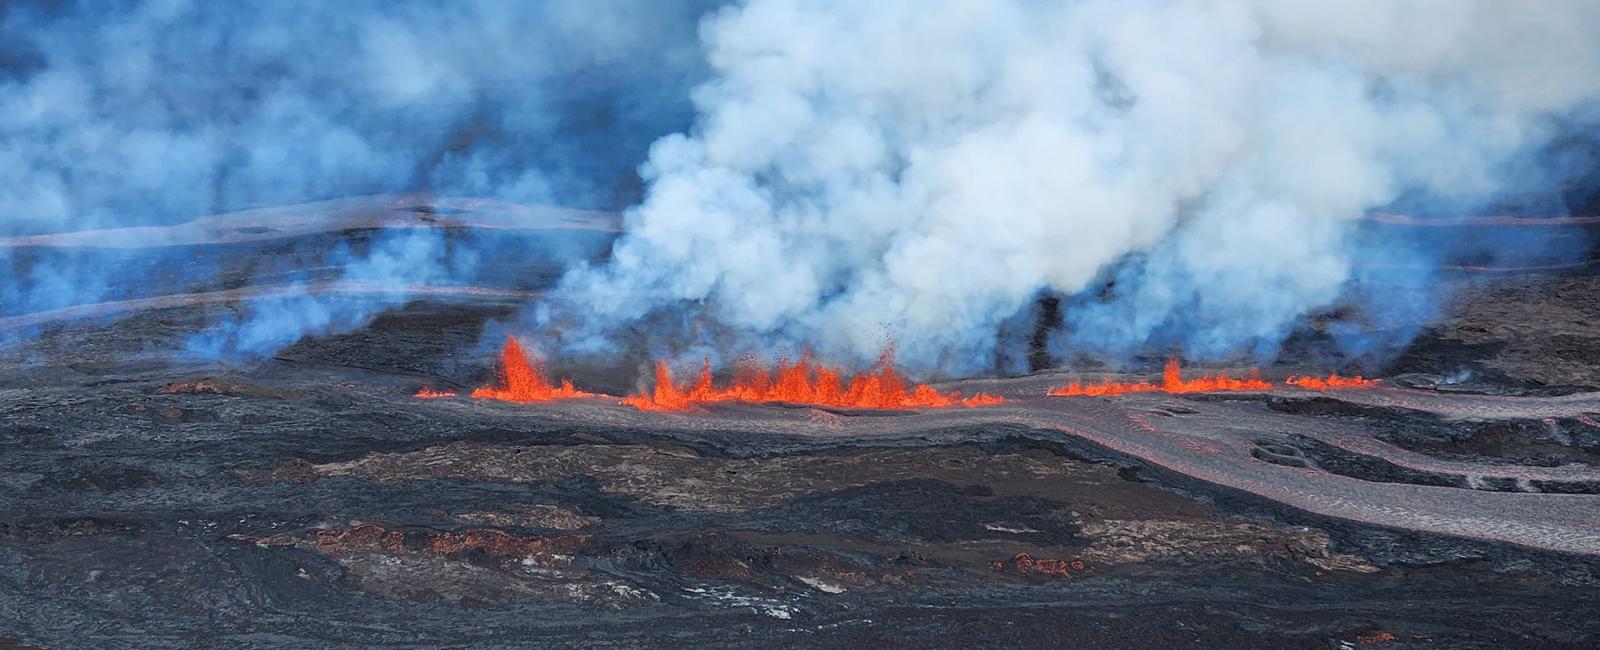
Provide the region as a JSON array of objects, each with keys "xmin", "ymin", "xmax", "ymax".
[
  {"xmin": 468, "ymin": 336, "xmax": 593, "ymax": 403},
  {"xmin": 623, "ymin": 349, "xmax": 1003, "ymax": 411},
  {"xmin": 414, "ymin": 387, "xmax": 457, "ymax": 399},
  {"xmin": 1050, "ymin": 359, "xmax": 1271, "ymax": 397},
  {"xmin": 1286, "ymin": 373, "xmax": 1378, "ymax": 389},
  {"xmin": 1051, "ymin": 360, "xmax": 1382, "ymax": 397}
]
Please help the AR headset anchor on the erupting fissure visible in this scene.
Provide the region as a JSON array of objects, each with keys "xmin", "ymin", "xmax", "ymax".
[
  {"xmin": 1285, "ymin": 373, "xmax": 1379, "ymax": 390},
  {"xmin": 1049, "ymin": 360, "xmax": 1374, "ymax": 397},
  {"xmin": 423, "ymin": 342, "xmax": 1378, "ymax": 408},
  {"xmin": 623, "ymin": 349, "xmax": 1004, "ymax": 412},
  {"xmin": 466, "ymin": 336, "xmax": 593, "ymax": 403},
  {"xmin": 1049, "ymin": 359, "xmax": 1271, "ymax": 397}
]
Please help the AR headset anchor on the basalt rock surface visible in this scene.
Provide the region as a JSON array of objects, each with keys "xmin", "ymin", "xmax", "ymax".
[{"xmin": 3, "ymin": 213, "xmax": 1600, "ymax": 648}]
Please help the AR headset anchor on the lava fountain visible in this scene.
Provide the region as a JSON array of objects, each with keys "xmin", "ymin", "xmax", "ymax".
[
  {"xmin": 464, "ymin": 336, "xmax": 594, "ymax": 403},
  {"xmin": 624, "ymin": 349, "xmax": 1003, "ymax": 411}
]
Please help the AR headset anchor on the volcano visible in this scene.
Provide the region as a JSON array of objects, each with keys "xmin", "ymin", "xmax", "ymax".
[
  {"xmin": 14, "ymin": 0, "xmax": 1600, "ymax": 646},
  {"xmin": 2, "ymin": 198, "xmax": 1599, "ymax": 648}
]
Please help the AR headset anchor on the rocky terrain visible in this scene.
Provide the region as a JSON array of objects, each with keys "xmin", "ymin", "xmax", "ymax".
[{"xmin": 2, "ymin": 198, "xmax": 1599, "ymax": 648}]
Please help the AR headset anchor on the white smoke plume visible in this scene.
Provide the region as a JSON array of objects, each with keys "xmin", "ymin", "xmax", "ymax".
[{"xmin": 548, "ymin": 0, "xmax": 1600, "ymax": 373}]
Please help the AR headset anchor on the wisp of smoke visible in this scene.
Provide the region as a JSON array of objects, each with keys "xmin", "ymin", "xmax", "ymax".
[{"xmin": 545, "ymin": 0, "xmax": 1600, "ymax": 374}]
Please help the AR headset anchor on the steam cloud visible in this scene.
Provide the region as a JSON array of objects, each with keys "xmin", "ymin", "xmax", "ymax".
[
  {"xmin": 4, "ymin": 1, "xmax": 1599, "ymax": 371},
  {"xmin": 547, "ymin": 0, "xmax": 1600, "ymax": 373}
]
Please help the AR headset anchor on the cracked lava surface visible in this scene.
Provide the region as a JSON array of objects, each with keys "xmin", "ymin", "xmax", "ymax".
[{"xmin": 3, "ymin": 206, "xmax": 1600, "ymax": 648}]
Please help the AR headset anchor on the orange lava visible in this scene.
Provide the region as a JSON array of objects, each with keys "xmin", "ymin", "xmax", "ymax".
[
  {"xmin": 468, "ymin": 336, "xmax": 594, "ymax": 403},
  {"xmin": 1286, "ymin": 373, "xmax": 1378, "ymax": 390},
  {"xmin": 414, "ymin": 387, "xmax": 457, "ymax": 399},
  {"xmin": 1048, "ymin": 378, "xmax": 1161, "ymax": 397},
  {"xmin": 1049, "ymin": 359, "xmax": 1271, "ymax": 397},
  {"xmin": 624, "ymin": 348, "xmax": 1003, "ymax": 411}
]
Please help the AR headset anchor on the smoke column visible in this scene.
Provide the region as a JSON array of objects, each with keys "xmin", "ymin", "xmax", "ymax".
[{"xmin": 547, "ymin": 0, "xmax": 1600, "ymax": 373}]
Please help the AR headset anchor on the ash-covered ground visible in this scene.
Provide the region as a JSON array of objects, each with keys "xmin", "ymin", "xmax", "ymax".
[{"xmin": 3, "ymin": 200, "xmax": 1600, "ymax": 649}]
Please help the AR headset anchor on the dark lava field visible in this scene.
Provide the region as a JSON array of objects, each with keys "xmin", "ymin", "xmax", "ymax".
[{"xmin": 2, "ymin": 197, "xmax": 1599, "ymax": 649}]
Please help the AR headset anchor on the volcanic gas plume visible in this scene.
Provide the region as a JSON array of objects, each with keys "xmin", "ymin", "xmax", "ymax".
[{"xmin": 539, "ymin": 0, "xmax": 1600, "ymax": 374}]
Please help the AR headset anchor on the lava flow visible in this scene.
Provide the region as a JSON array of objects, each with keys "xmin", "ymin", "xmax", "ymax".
[
  {"xmin": 464, "ymin": 336, "xmax": 593, "ymax": 403},
  {"xmin": 623, "ymin": 349, "xmax": 1003, "ymax": 412},
  {"xmin": 1050, "ymin": 359, "xmax": 1271, "ymax": 397},
  {"xmin": 1051, "ymin": 360, "xmax": 1381, "ymax": 397},
  {"xmin": 1286, "ymin": 373, "xmax": 1379, "ymax": 390},
  {"xmin": 414, "ymin": 387, "xmax": 457, "ymax": 399}
]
